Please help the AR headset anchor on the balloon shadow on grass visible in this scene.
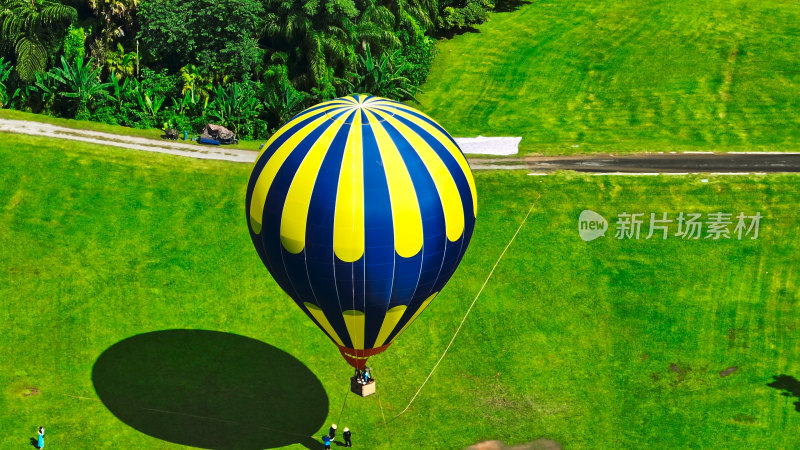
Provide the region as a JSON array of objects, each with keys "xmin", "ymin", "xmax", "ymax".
[{"xmin": 92, "ymin": 329, "xmax": 327, "ymax": 449}]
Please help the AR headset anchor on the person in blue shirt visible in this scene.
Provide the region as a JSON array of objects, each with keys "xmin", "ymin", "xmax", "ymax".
[
  {"xmin": 37, "ymin": 427, "xmax": 44, "ymax": 449},
  {"xmin": 363, "ymin": 368, "xmax": 372, "ymax": 384},
  {"xmin": 322, "ymin": 434, "xmax": 331, "ymax": 449}
]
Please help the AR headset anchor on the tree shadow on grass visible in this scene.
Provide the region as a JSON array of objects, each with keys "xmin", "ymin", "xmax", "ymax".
[
  {"xmin": 92, "ymin": 329, "xmax": 327, "ymax": 449},
  {"xmin": 494, "ymin": 0, "xmax": 532, "ymax": 13},
  {"xmin": 436, "ymin": 26, "xmax": 481, "ymax": 40},
  {"xmin": 767, "ymin": 374, "xmax": 800, "ymax": 412}
]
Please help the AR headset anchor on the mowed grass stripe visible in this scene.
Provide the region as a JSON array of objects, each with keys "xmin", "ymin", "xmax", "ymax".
[{"xmin": 417, "ymin": 0, "xmax": 800, "ymax": 154}]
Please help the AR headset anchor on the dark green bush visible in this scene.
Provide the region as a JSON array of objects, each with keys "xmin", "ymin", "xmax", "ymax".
[
  {"xmin": 397, "ymin": 30, "xmax": 437, "ymax": 88},
  {"xmin": 207, "ymin": 81, "xmax": 262, "ymax": 139},
  {"xmin": 62, "ymin": 25, "xmax": 85, "ymax": 64},
  {"xmin": 438, "ymin": 0, "xmax": 494, "ymax": 31},
  {"xmin": 137, "ymin": 0, "xmax": 264, "ymax": 78},
  {"xmin": 48, "ymin": 57, "xmax": 110, "ymax": 119}
]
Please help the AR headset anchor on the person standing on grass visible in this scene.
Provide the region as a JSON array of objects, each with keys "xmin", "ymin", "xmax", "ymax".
[
  {"xmin": 343, "ymin": 427, "xmax": 352, "ymax": 447},
  {"xmin": 322, "ymin": 434, "xmax": 331, "ymax": 450},
  {"xmin": 37, "ymin": 427, "xmax": 44, "ymax": 448},
  {"xmin": 328, "ymin": 423, "xmax": 337, "ymax": 439}
]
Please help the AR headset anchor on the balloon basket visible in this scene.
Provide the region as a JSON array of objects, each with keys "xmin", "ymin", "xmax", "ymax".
[{"xmin": 351, "ymin": 376, "xmax": 376, "ymax": 397}]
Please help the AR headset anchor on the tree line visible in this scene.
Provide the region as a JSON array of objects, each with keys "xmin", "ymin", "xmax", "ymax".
[{"xmin": 0, "ymin": 0, "xmax": 505, "ymax": 139}]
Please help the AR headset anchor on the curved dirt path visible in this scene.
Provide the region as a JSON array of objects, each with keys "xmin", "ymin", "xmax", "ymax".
[
  {"xmin": 3, "ymin": 118, "xmax": 800, "ymax": 173},
  {"xmin": 0, "ymin": 118, "xmax": 258, "ymax": 163}
]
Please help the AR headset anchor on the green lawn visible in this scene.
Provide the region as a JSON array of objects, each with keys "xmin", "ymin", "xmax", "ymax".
[
  {"xmin": 416, "ymin": 0, "xmax": 800, "ymax": 155},
  {"xmin": 2, "ymin": 133, "xmax": 800, "ymax": 448}
]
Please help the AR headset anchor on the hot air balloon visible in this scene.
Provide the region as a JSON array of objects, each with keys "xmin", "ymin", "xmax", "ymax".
[{"xmin": 246, "ymin": 94, "xmax": 477, "ymax": 390}]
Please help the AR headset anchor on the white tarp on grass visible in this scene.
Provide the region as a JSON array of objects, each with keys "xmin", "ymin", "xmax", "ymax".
[{"xmin": 454, "ymin": 136, "xmax": 522, "ymax": 155}]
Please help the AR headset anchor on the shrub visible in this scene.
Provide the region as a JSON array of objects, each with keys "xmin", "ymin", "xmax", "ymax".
[
  {"xmin": 90, "ymin": 105, "xmax": 120, "ymax": 125},
  {"xmin": 62, "ymin": 25, "xmax": 85, "ymax": 64},
  {"xmin": 127, "ymin": 78, "xmax": 167, "ymax": 128},
  {"xmin": 260, "ymin": 64, "xmax": 309, "ymax": 130},
  {"xmin": 396, "ymin": 30, "xmax": 437, "ymax": 88},
  {"xmin": 48, "ymin": 57, "xmax": 110, "ymax": 119},
  {"xmin": 137, "ymin": 0, "xmax": 264, "ymax": 78},
  {"xmin": 0, "ymin": 57, "xmax": 13, "ymax": 107},
  {"xmin": 438, "ymin": 0, "xmax": 494, "ymax": 31},
  {"xmin": 351, "ymin": 45, "xmax": 417, "ymax": 101},
  {"xmin": 207, "ymin": 81, "xmax": 262, "ymax": 139},
  {"xmin": 28, "ymin": 71, "xmax": 59, "ymax": 113},
  {"xmin": 139, "ymin": 68, "xmax": 178, "ymax": 100}
]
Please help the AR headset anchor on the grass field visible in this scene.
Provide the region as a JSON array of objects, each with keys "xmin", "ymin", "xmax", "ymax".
[
  {"xmin": 416, "ymin": 0, "xmax": 800, "ymax": 155},
  {"xmin": 2, "ymin": 134, "xmax": 800, "ymax": 448}
]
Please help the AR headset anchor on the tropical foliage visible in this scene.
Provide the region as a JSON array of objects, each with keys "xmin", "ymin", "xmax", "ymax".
[
  {"xmin": 48, "ymin": 56, "xmax": 110, "ymax": 118},
  {"xmin": 352, "ymin": 45, "xmax": 416, "ymax": 100},
  {"xmin": 0, "ymin": 0, "xmax": 500, "ymax": 139},
  {"xmin": 438, "ymin": 0, "xmax": 494, "ymax": 30},
  {"xmin": 207, "ymin": 82, "xmax": 264, "ymax": 138},
  {"xmin": 105, "ymin": 43, "xmax": 136, "ymax": 80},
  {"xmin": 62, "ymin": 25, "xmax": 84, "ymax": 64},
  {"xmin": 0, "ymin": 56, "xmax": 12, "ymax": 106},
  {"xmin": 85, "ymin": 0, "xmax": 139, "ymax": 66},
  {"xmin": 0, "ymin": 0, "xmax": 77, "ymax": 81},
  {"xmin": 137, "ymin": 0, "xmax": 264, "ymax": 78}
]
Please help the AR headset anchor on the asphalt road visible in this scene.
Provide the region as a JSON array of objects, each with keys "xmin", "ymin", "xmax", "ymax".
[{"xmin": 472, "ymin": 153, "xmax": 800, "ymax": 173}]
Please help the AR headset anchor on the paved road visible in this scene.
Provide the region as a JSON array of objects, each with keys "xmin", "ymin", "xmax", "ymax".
[
  {"xmin": 470, "ymin": 154, "xmax": 800, "ymax": 172},
  {"xmin": 3, "ymin": 118, "xmax": 800, "ymax": 173},
  {"xmin": 518, "ymin": 153, "xmax": 800, "ymax": 173}
]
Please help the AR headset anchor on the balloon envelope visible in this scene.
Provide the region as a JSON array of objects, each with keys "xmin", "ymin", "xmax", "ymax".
[{"xmin": 246, "ymin": 94, "xmax": 477, "ymax": 368}]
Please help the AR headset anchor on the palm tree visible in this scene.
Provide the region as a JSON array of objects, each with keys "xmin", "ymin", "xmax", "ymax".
[
  {"xmin": 379, "ymin": 0, "xmax": 436, "ymax": 35},
  {"xmin": 0, "ymin": 0, "xmax": 77, "ymax": 81},
  {"xmin": 350, "ymin": 1, "xmax": 400, "ymax": 55},
  {"xmin": 263, "ymin": 0, "xmax": 359, "ymax": 92}
]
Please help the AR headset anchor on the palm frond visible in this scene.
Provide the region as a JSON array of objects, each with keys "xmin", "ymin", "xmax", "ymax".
[
  {"xmin": 14, "ymin": 35, "xmax": 46, "ymax": 81},
  {"xmin": 37, "ymin": 4, "xmax": 77, "ymax": 27}
]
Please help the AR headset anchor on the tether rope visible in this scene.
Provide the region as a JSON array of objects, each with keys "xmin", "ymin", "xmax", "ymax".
[
  {"xmin": 391, "ymin": 195, "xmax": 541, "ymax": 420},
  {"xmin": 375, "ymin": 368, "xmax": 387, "ymax": 426},
  {"xmin": 337, "ymin": 387, "xmax": 350, "ymax": 425},
  {"xmin": 57, "ymin": 196, "xmax": 540, "ymax": 436}
]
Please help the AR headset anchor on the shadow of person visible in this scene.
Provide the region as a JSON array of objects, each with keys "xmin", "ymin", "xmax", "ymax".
[
  {"xmin": 92, "ymin": 329, "xmax": 329, "ymax": 449},
  {"xmin": 767, "ymin": 374, "xmax": 800, "ymax": 411},
  {"xmin": 29, "ymin": 437, "xmax": 38, "ymax": 448}
]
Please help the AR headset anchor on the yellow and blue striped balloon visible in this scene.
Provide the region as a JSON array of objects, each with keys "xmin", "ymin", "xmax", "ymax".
[{"xmin": 246, "ymin": 94, "xmax": 477, "ymax": 369}]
